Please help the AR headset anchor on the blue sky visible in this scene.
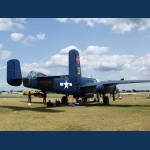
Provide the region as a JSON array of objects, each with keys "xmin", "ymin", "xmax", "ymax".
[{"xmin": 0, "ymin": 18, "xmax": 150, "ymax": 91}]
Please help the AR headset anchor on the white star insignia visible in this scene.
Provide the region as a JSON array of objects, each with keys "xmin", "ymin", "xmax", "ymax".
[{"xmin": 60, "ymin": 80, "xmax": 72, "ymax": 89}]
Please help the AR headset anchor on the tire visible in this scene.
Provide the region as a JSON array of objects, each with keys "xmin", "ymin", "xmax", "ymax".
[{"xmin": 103, "ymin": 96, "xmax": 109, "ymax": 105}]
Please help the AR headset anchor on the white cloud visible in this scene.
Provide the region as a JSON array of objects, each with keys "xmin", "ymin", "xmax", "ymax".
[
  {"xmin": 57, "ymin": 18, "xmax": 96, "ymax": 27},
  {"xmin": 138, "ymin": 19, "xmax": 150, "ymax": 31},
  {"xmin": 84, "ymin": 46, "xmax": 109, "ymax": 54},
  {"xmin": 0, "ymin": 44, "xmax": 3, "ymax": 49},
  {"xmin": 0, "ymin": 44, "xmax": 11, "ymax": 59},
  {"xmin": 0, "ymin": 50, "xmax": 11, "ymax": 60},
  {"xmin": 130, "ymin": 76, "xmax": 138, "ymax": 80},
  {"xmin": 19, "ymin": 45, "xmax": 150, "ymax": 79},
  {"xmin": 45, "ymin": 46, "xmax": 81, "ymax": 68},
  {"xmin": 56, "ymin": 18, "xmax": 150, "ymax": 34},
  {"xmin": 50, "ymin": 54, "xmax": 68, "ymax": 67},
  {"xmin": 36, "ymin": 32, "xmax": 45, "ymax": 40},
  {"xmin": 81, "ymin": 54, "xmax": 134, "ymax": 71},
  {"xmin": 0, "ymin": 18, "xmax": 26, "ymax": 31},
  {"xmin": 131, "ymin": 53, "xmax": 150, "ymax": 76},
  {"xmin": 21, "ymin": 62, "xmax": 51, "ymax": 75},
  {"xmin": 10, "ymin": 33, "xmax": 24, "ymax": 41},
  {"xmin": 111, "ymin": 23, "xmax": 135, "ymax": 34},
  {"xmin": 20, "ymin": 46, "xmax": 77, "ymax": 74},
  {"xmin": 14, "ymin": 18, "xmax": 26, "ymax": 24},
  {"xmin": 0, "ymin": 83, "xmax": 4, "ymax": 86},
  {"xmin": 44, "ymin": 46, "xmax": 134, "ymax": 72},
  {"xmin": 56, "ymin": 72, "xmax": 62, "ymax": 75},
  {"xmin": 59, "ymin": 46, "xmax": 79, "ymax": 54},
  {"xmin": 56, "ymin": 18, "xmax": 68, "ymax": 23},
  {"xmin": 0, "ymin": 65, "xmax": 6, "ymax": 70},
  {"xmin": 0, "ymin": 18, "xmax": 13, "ymax": 30},
  {"xmin": 22, "ymin": 32, "xmax": 45, "ymax": 46}
]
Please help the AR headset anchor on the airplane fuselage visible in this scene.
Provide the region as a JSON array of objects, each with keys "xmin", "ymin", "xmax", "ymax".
[{"xmin": 22, "ymin": 76, "xmax": 97, "ymax": 98}]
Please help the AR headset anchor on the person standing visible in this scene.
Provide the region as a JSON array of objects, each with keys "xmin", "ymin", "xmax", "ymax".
[
  {"xmin": 43, "ymin": 92, "xmax": 46, "ymax": 104},
  {"xmin": 28, "ymin": 91, "xmax": 32, "ymax": 103}
]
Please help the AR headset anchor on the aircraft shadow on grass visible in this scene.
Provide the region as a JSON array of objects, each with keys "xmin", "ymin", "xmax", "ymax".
[
  {"xmin": 1, "ymin": 102, "xmax": 150, "ymax": 113},
  {"xmin": 19, "ymin": 100, "xmax": 150, "ymax": 108},
  {"xmin": 0, "ymin": 105, "xmax": 65, "ymax": 113},
  {"xmin": 19, "ymin": 101, "xmax": 47, "ymax": 104},
  {"xmin": 19, "ymin": 101, "xmax": 73, "ymax": 107},
  {"xmin": 81, "ymin": 102, "xmax": 150, "ymax": 108}
]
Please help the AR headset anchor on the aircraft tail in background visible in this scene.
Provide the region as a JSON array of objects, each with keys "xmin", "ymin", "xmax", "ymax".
[
  {"xmin": 69, "ymin": 49, "xmax": 81, "ymax": 86},
  {"xmin": 7, "ymin": 59, "xmax": 22, "ymax": 86}
]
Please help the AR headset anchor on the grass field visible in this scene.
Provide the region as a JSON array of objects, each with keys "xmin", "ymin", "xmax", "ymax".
[{"xmin": 0, "ymin": 93, "xmax": 150, "ymax": 131}]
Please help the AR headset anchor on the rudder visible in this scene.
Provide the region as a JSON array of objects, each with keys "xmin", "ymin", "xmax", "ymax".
[
  {"xmin": 69, "ymin": 49, "xmax": 81, "ymax": 85},
  {"xmin": 7, "ymin": 59, "xmax": 22, "ymax": 86}
]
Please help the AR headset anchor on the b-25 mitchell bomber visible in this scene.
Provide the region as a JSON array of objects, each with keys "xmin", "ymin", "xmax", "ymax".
[{"xmin": 7, "ymin": 49, "xmax": 150, "ymax": 105}]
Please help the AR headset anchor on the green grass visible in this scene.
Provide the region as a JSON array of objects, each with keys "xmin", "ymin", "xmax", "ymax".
[{"xmin": 0, "ymin": 93, "xmax": 150, "ymax": 131}]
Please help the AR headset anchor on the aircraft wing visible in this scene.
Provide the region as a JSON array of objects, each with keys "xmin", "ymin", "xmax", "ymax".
[{"xmin": 80, "ymin": 80, "xmax": 150, "ymax": 88}]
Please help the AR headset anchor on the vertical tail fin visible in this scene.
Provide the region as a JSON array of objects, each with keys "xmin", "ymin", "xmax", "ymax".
[
  {"xmin": 69, "ymin": 49, "xmax": 81, "ymax": 85},
  {"xmin": 7, "ymin": 59, "xmax": 22, "ymax": 86}
]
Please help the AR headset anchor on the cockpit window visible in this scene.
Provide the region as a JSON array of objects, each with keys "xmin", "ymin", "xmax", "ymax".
[
  {"xmin": 94, "ymin": 79, "xmax": 97, "ymax": 83},
  {"xmin": 27, "ymin": 71, "xmax": 47, "ymax": 78}
]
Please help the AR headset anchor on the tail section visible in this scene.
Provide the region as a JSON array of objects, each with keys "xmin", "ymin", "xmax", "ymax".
[
  {"xmin": 69, "ymin": 49, "xmax": 81, "ymax": 85},
  {"xmin": 7, "ymin": 59, "xmax": 22, "ymax": 86}
]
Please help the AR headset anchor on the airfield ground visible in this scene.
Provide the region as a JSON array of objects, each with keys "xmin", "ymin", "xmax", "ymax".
[{"xmin": 0, "ymin": 93, "xmax": 150, "ymax": 131}]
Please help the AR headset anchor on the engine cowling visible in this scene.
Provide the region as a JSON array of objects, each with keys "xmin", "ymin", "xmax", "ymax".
[{"xmin": 96, "ymin": 84, "xmax": 116, "ymax": 94}]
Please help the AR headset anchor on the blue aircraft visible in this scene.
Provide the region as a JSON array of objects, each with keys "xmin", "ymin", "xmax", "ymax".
[{"xmin": 7, "ymin": 49, "xmax": 150, "ymax": 105}]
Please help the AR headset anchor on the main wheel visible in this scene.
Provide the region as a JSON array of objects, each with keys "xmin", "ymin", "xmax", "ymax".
[{"xmin": 103, "ymin": 96, "xmax": 109, "ymax": 105}]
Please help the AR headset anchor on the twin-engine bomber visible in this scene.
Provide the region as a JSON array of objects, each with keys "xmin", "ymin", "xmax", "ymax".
[{"xmin": 7, "ymin": 49, "xmax": 150, "ymax": 105}]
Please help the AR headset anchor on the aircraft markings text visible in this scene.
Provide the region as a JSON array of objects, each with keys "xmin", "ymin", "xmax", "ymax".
[{"xmin": 77, "ymin": 67, "xmax": 80, "ymax": 74}]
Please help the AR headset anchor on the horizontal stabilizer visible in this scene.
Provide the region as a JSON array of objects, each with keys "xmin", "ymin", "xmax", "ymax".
[{"xmin": 7, "ymin": 59, "xmax": 22, "ymax": 86}]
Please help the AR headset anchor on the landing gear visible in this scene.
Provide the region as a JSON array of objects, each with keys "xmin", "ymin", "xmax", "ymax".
[
  {"xmin": 61, "ymin": 95, "xmax": 68, "ymax": 104},
  {"xmin": 112, "ymin": 93, "xmax": 115, "ymax": 101},
  {"xmin": 103, "ymin": 95, "xmax": 109, "ymax": 105}
]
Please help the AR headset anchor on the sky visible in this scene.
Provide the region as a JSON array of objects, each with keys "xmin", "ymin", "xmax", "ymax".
[{"xmin": 0, "ymin": 18, "xmax": 150, "ymax": 91}]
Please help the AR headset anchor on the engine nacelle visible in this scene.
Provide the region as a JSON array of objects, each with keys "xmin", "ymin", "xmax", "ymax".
[{"xmin": 96, "ymin": 84, "xmax": 116, "ymax": 94}]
